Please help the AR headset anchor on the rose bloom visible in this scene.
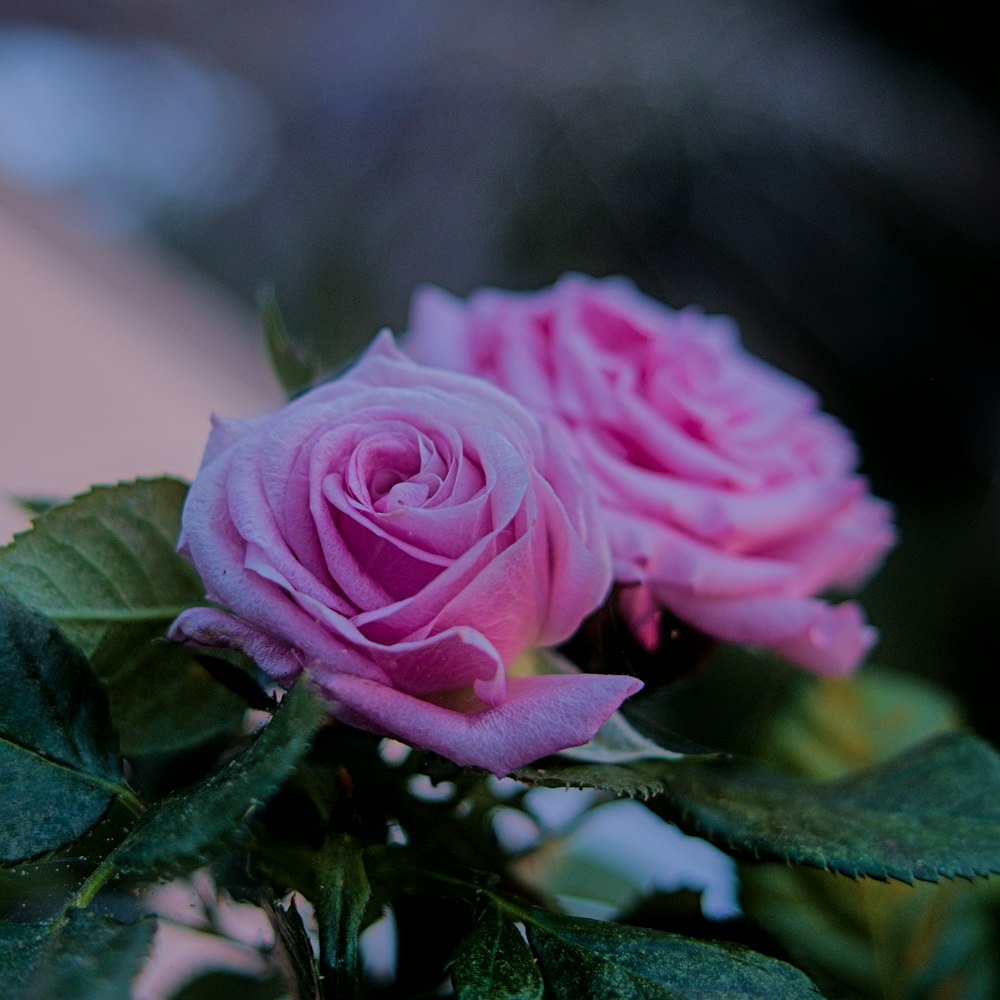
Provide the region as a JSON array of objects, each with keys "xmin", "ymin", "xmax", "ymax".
[
  {"xmin": 170, "ymin": 332, "xmax": 640, "ymax": 775},
  {"xmin": 405, "ymin": 274, "xmax": 896, "ymax": 675}
]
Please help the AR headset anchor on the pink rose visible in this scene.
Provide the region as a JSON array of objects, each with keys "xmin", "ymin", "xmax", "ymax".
[
  {"xmin": 405, "ymin": 274, "xmax": 895, "ymax": 675},
  {"xmin": 170, "ymin": 332, "xmax": 640, "ymax": 775}
]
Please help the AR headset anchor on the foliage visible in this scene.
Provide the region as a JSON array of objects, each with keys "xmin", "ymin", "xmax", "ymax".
[
  {"xmin": 0, "ymin": 479, "xmax": 245, "ymax": 756},
  {"xmin": 0, "ymin": 443, "xmax": 996, "ymax": 994}
]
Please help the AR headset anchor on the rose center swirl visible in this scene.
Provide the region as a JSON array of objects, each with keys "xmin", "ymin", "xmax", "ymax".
[{"xmin": 346, "ymin": 428, "xmax": 449, "ymax": 514}]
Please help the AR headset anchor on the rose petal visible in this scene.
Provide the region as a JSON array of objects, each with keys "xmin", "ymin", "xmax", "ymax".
[
  {"xmin": 660, "ymin": 589, "xmax": 877, "ymax": 675},
  {"xmin": 168, "ymin": 607, "xmax": 304, "ymax": 683},
  {"xmin": 322, "ymin": 671, "xmax": 644, "ymax": 776}
]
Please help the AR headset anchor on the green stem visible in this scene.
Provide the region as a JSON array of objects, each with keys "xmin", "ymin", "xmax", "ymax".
[
  {"xmin": 70, "ymin": 859, "xmax": 117, "ymax": 910},
  {"xmin": 116, "ymin": 785, "xmax": 147, "ymax": 818}
]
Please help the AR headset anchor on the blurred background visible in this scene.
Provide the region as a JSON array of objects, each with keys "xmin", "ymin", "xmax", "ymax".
[{"xmin": 1, "ymin": 0, "xmax": 997, "ymax": 746}]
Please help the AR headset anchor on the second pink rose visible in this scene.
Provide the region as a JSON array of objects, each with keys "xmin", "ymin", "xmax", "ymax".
[{"xmin": 406, "ymin": 273, "xmax": 896, "ymax": 675}]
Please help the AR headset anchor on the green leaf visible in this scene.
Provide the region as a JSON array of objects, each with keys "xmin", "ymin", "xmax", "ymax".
[
  {"xmin": 259, "ymin": 286, "xmax": 322, "ymax": 399},
  {"xmin": 0, "ymin": 478, "xmax": 245, "ymax": 756},
  {"xmin": 19, "ymin": 909, "xmax": 155, "ymax": 1000},
  {"xmin": 660, "ymin": 732, "xmax": 1000, "ymax": 883},
  {"xmin": 450, "ymin": 906, "xmax": 544, "ymax": 1000},
  {"xmin": 109, "ymin": 679, "xmax": 327, "ymax": 877},
  {"xmin": 522, "ymin": 908, "xmax": 820, "ymax": 999},
  {"xmin": 0, "ymin": 922, "xmax": 48, "ymax": 998},
  {"xmin": 0, "ymin": 593, "xmax": 125, "ymax": 864},
  {"xmin": 742, "ymin": 867, "xmax": 998, "ymax": 1000},
  {"xmin": 522, "ymin": 726, "xmax": 1000, "ymax": 884},
  {"xmin": 757, "ymin": 666, "xmax": 962, "ymax": 781},
  {"xmin": 314, "ymin": 834, "xmax": 371, "ymax": 1000},
  {"xmin": 740, "ymin": 668, "xmax": 1000, "ymax": 999}
]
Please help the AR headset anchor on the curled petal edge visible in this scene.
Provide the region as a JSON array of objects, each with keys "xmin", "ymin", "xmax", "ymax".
[
  {"xmin": 169, "ymin": 606, "xmax": 306, "ymax": 684},
  {"xmin": 321, "ymin": 671, "xmax": 644, "ymax": 776}
]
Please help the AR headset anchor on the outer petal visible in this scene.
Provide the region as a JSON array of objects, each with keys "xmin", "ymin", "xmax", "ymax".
[
  {"xmin": 168, "ymin": 607, "xmax": 305, "ymax": 683},
  {"xmin": 659, "ymin": 589, "xmax": 877, "ymax": 675},
  {"xmin": 321, "ymin": 671, "xmax": 644, "ymax": 776}
]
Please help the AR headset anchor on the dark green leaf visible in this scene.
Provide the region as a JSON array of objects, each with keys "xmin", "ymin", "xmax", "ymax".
[
  {"xmin": 451, "ymin": 906, "xmax": 543, "ymax": 1000},
  {"xmin": 661, "ymin": 732, "xmax": 1000, "ymax": 883},
  {"xmin": 264, "ymin": 895, "xmax": 322, "ymax": 1000},
  {"xmin": 0, "ymin": 478, "xmax": 245, "ymax": 756},
  {"xmin": 0, "ymin": 593, "xmax": 124, "ymax": 864},
  {"xmin": 107, "ymin": 640, "xmax": 247, "ymax": 758},
  {"xmin": 522, "ymin": 908, "xmax": 820, "ymax": 999},
  {"xmin": 109, "ymin": 680, "xmax": 327, "ymax": 877},
  {"xmin": 259, "ymin": 286, "xmax": 322, "ymax": 399},
  {"xmin": 314, "ymin": 834, "xmax": 371, "ymax": 1000},
  {"xmin": 169, "ymin": 970, "xmax": 288, "ymax": 1000},
  {"xmin": 21, "ymin": 909, "xmax": 155, "ymax": 1000},
  {"xmin": 522, "ymin": 728, "xmax": 1000, "ymax": 884},
  {"xmin": 0, "ymin": 922, "xmax": 48, "ymax": 998}
]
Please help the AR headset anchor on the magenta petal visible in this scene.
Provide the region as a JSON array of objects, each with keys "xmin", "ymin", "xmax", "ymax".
[
  {"xmin": 617, "ymin": 584, "xmax": 662, "ymax": 653},
  {"xmin": 769, "ymin": 602, "xmax": 878, "ymax": 676},
  {"xmin": 321, "ymin": 671, "xmax": 643, "ymax": 776},
  {"xmin": 660, "ymin": 589, "xmax": 877, "ymax": 675}
]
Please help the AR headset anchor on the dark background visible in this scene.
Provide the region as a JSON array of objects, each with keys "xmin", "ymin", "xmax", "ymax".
[{"xmin": 1, "ymin": 1, "xmax": 997, "ymax": 743}]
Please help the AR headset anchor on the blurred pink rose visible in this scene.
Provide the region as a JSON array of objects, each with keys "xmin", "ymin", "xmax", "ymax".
[
  {"xmin": 406, "ymin": 275, "xmax": 895, "ymax": 675},
  {"xmin": 170, "ymin": 331, "xmax": 639, "ymax": 774}
]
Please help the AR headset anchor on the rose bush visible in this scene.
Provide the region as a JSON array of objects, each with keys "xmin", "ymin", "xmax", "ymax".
[
  {"xmin": 406, "ymin": 274, "xmax": 896, "ymax": 674},
  {"xmin": 169, "ymin": 332, "xmax": 640, "ymax": 775}
]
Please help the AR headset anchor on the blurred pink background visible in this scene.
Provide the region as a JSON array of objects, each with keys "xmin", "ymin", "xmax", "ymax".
[{"xmin": 0, "ymin": 181, "xmax": 281, "ymax": 542}]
